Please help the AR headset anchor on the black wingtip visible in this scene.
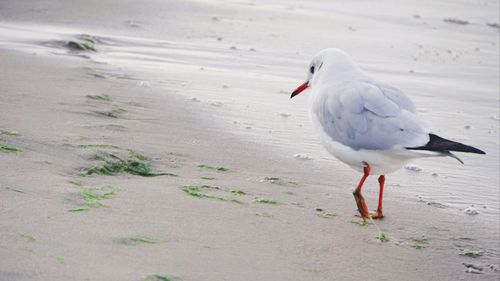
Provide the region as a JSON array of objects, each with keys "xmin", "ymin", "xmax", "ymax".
[
  {"xmin": 476, "ymin": 148, "xmax": 486, "ymax": 155},
  {"xmin": 407, "ymin": 134, "xmax": 486, "ymax": 155}
]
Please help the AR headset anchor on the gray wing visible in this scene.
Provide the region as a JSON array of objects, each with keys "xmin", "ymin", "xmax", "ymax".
[
  {"xmin": 376, "ymin": 83, "xmax": 416, "ymax": 113},
  {"xmin": 315, "ymin": 81, "xmax": 429, "ymax": 150}
]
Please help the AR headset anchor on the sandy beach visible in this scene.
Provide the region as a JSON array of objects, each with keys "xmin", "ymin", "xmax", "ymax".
[{"xmin": 1, "ymin": 1, "xmax": 499, "ymax": 280}]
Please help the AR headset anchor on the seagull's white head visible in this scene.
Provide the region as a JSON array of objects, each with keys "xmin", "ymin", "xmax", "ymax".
[{"xmin": 290, "ymin": 48, "xmax": 359, "ymax": 98}]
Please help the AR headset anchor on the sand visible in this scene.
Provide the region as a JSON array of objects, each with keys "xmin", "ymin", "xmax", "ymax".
[{"xmin": 0, "ymin": 0, "xmax": 499, "ymax": 280}]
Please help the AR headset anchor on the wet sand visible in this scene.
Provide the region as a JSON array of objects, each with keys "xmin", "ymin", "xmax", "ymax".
[{"xmin": 0, "ymin": 0, "xmax": 499, "ymax": 280}]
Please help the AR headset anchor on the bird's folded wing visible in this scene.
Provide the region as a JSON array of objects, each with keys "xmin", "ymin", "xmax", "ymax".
[{"xmin": 315, "ymin": 81, "xmax": 429, "ymax": 150}]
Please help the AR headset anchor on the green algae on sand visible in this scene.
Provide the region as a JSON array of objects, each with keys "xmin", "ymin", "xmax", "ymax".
[
  {"xmin": 68, "ymin": 185, "xmax": 119, "ymax": 212},
  {"xmin": 67, "ymin": 35, "xmax": 97, "ymax": 52},
  {"xmin": 459, "ymin": 248, "xmax": 486, "ymax": 258},
  {"xmin": 197, "ymin": 164, "xmax": 229, "ymax": 172},
  {"xmin": 86, "ymin": 94, "xmax": 111, "ymax": 101},
  {"xmin": 182, "ymin": 185, "xmax": 243, "ymax": 204},
  {"xmin": 377, "ymin": 232, "xmax": 389, "ymax": 242},
  {"xmin": 0, "ymin": 144, "xmax": 24, "ymax": 152},
  {"xmin": 255, "ymin": 199, "xmax": 280, "ymax": 205},
  {"xmin": 84, "ymin": 150, "xmax": 176, "ymax": 177},
  {"xmin": 6, "ymin": 187, "xmax": 25, "ymax": 193}
]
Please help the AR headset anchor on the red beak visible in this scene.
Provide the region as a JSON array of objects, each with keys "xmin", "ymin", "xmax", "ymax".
[{"xmin": 290, "ymin": 81, "xmax": 309, "ymax": 98}]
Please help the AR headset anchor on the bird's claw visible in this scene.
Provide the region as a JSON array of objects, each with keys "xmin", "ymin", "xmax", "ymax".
[
  {"xmin": 369, "ymin": 211, "xmax": 384, "ymax": 220},
  {"xmin": 355, "ymin": 210, "xmax": 384, "ymax": 220}
]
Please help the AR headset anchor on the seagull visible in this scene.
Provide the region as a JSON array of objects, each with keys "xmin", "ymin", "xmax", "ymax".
[{"xmin": 290, "ymin": 48, "xmax": 485, "ymax": 220}]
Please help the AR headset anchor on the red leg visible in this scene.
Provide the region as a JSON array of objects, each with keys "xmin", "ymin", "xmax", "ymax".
[
  {"xmin": 352, "ymin": 164, "xmax": 371, "ymax": 220},
  {"xmin": 371, "ymin": 175, "xmax": 385, "ymax": 219}
]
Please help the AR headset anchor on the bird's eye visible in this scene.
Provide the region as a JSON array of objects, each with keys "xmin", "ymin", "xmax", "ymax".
[{"xmin": 310, "ymin": 65, "xmax": 315, "ymax": 74}]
